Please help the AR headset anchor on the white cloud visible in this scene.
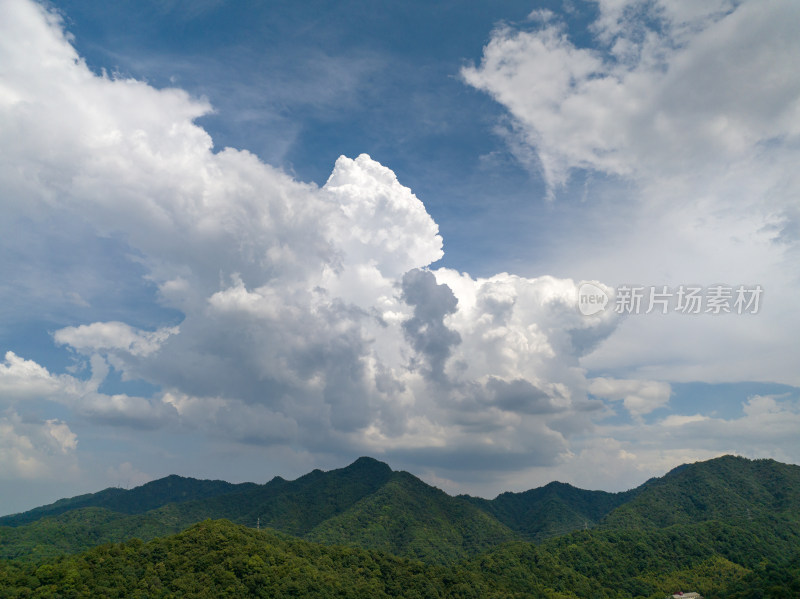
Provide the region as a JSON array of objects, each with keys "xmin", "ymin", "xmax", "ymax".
[
  {"xmin": 44, "ymin": 419, "xmax": 78, "ymax": 454},
  {"xmin": 0, "ymin": 411, "xmax": 78, "ymax": 480},
  {"xmin": 323, "ymin": 154, "xmax": 444, "ymax": 281},
  {"xmin": 54, "ymin": 322, "xmax": 179, "ymax": 357},
  {"xmin": 588, "ymin": 376, "xmax": 672, "ymax": 418},
  {"xmin": 463, "ymin": 0, "xmax": 800, "ymax": 191},
  {"xmin": 660, "ymin": 413, "xmax": 709, "ymax": 427},
  {"xmin": 0, "ymin": 351, "xmax": 67, "ymax": 401},
  {"xmin": 0, "ymin": 351, "xmax": 172, "ymax": 430},
  {"xmin": 569, "ymin": 393, "xmax": 800, "ymax": 489}
]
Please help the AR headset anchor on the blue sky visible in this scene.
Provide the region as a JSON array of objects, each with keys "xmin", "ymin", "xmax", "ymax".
[{"xmin": 1, "ymin": 0, "xmax": 799, "ymax": 516}]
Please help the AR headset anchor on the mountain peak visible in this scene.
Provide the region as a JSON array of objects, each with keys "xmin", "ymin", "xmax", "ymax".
[
  {"xmin": 347, "ymin": 456, "xmax": 392, "ymax": 473},
  {"xmin": 542, "ymin": 480, "xmax": 574, "ymax": 490}
]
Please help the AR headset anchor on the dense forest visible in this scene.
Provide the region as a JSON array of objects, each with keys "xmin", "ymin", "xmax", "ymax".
[{"xmin": 1, "ymin": 455, "xmax": 798, "ymax": 598}]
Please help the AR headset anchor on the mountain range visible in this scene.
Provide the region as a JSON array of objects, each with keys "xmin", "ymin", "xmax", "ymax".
[{"xmin": 1, "ymin": 455, "xmax": 799, "ymax": 597}]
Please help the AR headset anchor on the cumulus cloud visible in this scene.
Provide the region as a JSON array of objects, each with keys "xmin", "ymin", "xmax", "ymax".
[
  {"xmin": 401, "ymin": 269, "xmax": 461, "ymax": 381},
  {"xmin": 485, "ymin": 377, "xmax": 560, "ymax": 415},
  {"xmin": 0, "ymin": 351, "xmax": 69, "ymax": 401},
  {"xmin": 54, "ymin": 322, "xmax": 179, "ymax": 358},
  {"xmin": 0, "ymin": 0, "xmax": 629, "ymax": 487},
  {"xmin": 0, "ymin": 410, "xmax": 78, "ymax": 479},
  {"xmin": 0, "ymin": 351, "xmax": 173, "ymax": 430},
  {"xmin": 588, "ymin": 377, "xmax": 672, "ymax": 418}
]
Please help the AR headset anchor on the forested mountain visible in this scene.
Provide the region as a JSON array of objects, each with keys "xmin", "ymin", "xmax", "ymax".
[
  {"xmin": 0, "ymin": 456, "xmax": 512, "ymax": 563},
  {"xmin": 462, "ymin": 480, "xmax": 637, "ymax": 541},
  {"xmin": 602, "ymin": 455, "xmax": 800, "ymax": 529},
  {"xmin": 1, "ymin": 517, "xmax": 798, "ymax": 598},
  {"xmin": 0, "ymin": 520, "xmax": 501, "ymax": 599},
  {"xmin": 2, "ymin": 455, "xmax": 799, "ymax": 597},
  {"xmin": 305, "ymin": 470, "xmax": 515, "ymax": 562},
  {"xmin": 151, "ymin": 456, "xmax": 398, "ymax": 535},
  {"xmin": 0, "ymin": 475, "xmax": 256, "ymax": 527}
]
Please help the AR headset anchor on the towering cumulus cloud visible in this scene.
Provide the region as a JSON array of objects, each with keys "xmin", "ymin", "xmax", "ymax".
[{"xmin": 0, "ymin": 0, "xmax": 623, "ymax": 489}]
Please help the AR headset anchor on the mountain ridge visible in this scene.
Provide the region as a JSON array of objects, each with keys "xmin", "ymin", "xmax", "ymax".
[
  {"xmin": 3, "ymin": 454, "xmax": 799, "ymax": 566},
  {"xmin": 0, "ymin": 474, "xmax": 257, "ymax": 527},
  {"xmin": 6, "ymin": 453, "xmax": 763, "ymax": 523}
]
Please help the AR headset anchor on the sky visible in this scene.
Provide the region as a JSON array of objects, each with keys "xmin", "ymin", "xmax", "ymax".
[{"xmin": 1, "ymin": 0, "xmax": 799, "ymax": 516}]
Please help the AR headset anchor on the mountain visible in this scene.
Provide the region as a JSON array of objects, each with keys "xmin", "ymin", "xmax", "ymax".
[
  {"xmin": 0, "ymin": 474, "xmax": 256, "ymax": 527},
  {"xmin": 474, "ymin": 519, "xmax": 800, "ymax": 599},
  {"xmin": 602, "ymin": 455, "xmax": 800, "ymax": 529},
  {"xmin": 0, "ymin": 519, "xmax": 507, "ymax": 599},
  {"xmin": 460, "ymin": 455, "xmax": 800, "ymax": 542},
  {"xmin": 2, "ymin": 455, "xmax": 800, "ymax": 597},
  {"xmin": 148, "ymin": 456, "xmax": 398, "ymax": 535},
  {"xmin": 462, "ymin": 480, "xmax": 637, "ymax": 541},
  {"xmin": 1, "ymin": 518, "xmax": 798, "ymax": 598},
  {"xmin": 3, "ymin": 454, "xmax": 800, "ymax": 567},
  {"xmin": 306, "ymin": 470, "xmax": 514, "ymax": 562},
  {"xmin": 167, "ymin": 456, "xmax": 517, "ymax": 564},
  {"xmin": 0, "ymin": 457, "xmax": 513, "ymax": 563},
  {"xmin": 0, "ymin": 507, "xmax": 186, "ymax": 561},
  {"xmin": 464, "ymin": 455, "xmax": 800, "ymax": 598}
]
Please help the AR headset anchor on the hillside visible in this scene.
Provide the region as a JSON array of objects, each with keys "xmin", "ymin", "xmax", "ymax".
[
  {"xmin": 1, "ymin": 518, "xmax": 798, "ymax": 598},
  {"xmin": 0, "ymin": 507, "xmax": 185, "ymax": 561},
  {"xmin": 0, "ymin": 475, "xmax": 256, "ymax": 527},
  {"xmin": 462, "ymin": 480, "xmax": 637, "ymax": 541},
  {"xmin": 144, "ymin": 456, "xmax": 397, "ymax": 535},
  {"xmin": 0, "ymin": 519, "xmax": 503, "ymax": 599},
  {"xmin": 0, "ymin": 457, "xmax": 395, "ymax": 561},
  {"xmin": 476, "ymin": 519, "xmax": 800, "ymax": 598},
  {"xmin": 602, "ymin": 455, "xmax": 800, "ymax": 529},
  {"xmin": 3, "ymin": 453, "xmax": 800, "ymax": 580},
  {"xmin": 307, "ymin": 471, "xmax": 515, "ymax": 562},
  {"xmin": 0, "ymin": 457, "xmax": 513, "ymax": 563}
]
